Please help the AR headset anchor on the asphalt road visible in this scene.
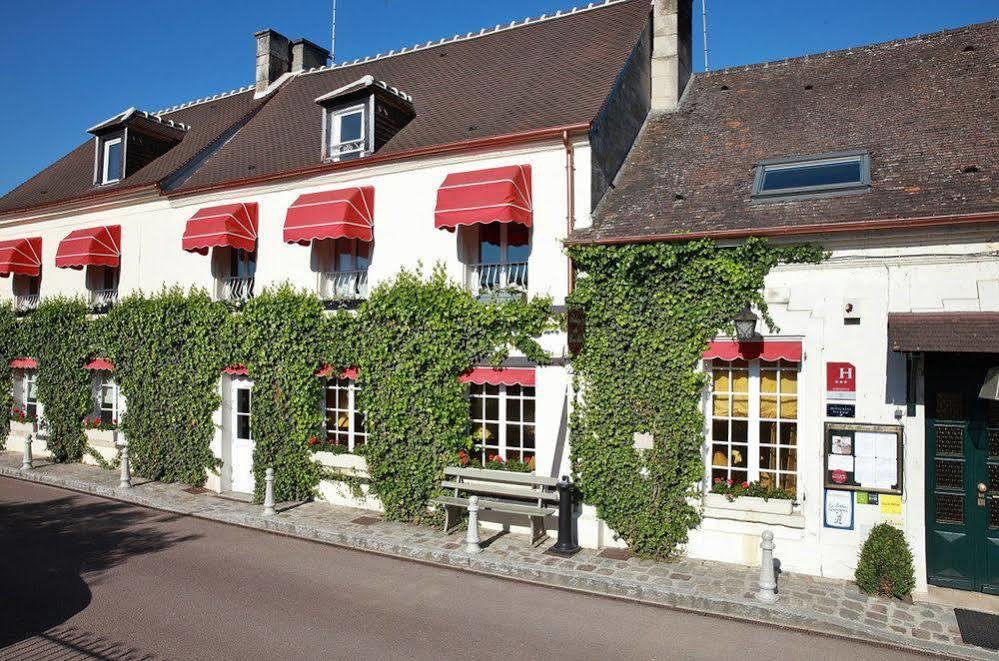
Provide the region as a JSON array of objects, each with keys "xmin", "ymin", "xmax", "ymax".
[{"xmin": 0, "ymin": 477, "xmax": 927, "ymax": 661}]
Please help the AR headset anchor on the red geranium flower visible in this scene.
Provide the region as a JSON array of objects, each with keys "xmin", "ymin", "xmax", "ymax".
[
  {"xmin": 742, "ymin": 481, "xmax": 750, "ymax": 489},
  {"xmin": 308, "ymin": 436, "xmax": 319, "ymax": 446},
  {"xmin": 726, "ymin": 478, "xmax": 733, "ymax": 486},
  {"xmin": 713, "ymin": 477, "xmax": 722, "ymax": 484}
]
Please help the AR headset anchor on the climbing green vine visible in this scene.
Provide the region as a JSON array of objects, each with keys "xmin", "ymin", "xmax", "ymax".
[
  {"xmin": 0, "ymin": 303, "xmax": 16, "ymax": 443},
  {"xmin": 566, "ymin": 238, "xmax": 824, "ymax": 559}
]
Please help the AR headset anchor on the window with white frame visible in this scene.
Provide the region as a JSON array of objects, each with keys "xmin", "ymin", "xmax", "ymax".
[
  {"xmin": 102, "ymin": 137, "xmax": 123, "ymax": 184},
  {"xmin": 325, "ymin": 377, "xmax": 366, "ymax": 451},
  {"xmin": 317, "ymin": 238, "xmax": 370, "ymax": 300},
  {"xmin": 235, "ymin": 385, "xmax": 252, "ymax": 441},
  {"xmin": 95, "ymin": 372, "xmax": 121, "ymax": 426},
  {"xmin": 708, "ymin": 359, "xmax": 798, "ymax": 495},
  {"xmin": 468, "ymin": 223, "xmax": 530, "ymax": 294},
  {"xmin": 325, "ymin": 105, "xmax": 366, "ymax": 161},
  {"xmin": 20, "ymin": 370, "xmax": 38, "ymax": 419},
  {"xmin": 469, "ymin": 384, "xmax": 536, "ymax": 464}
]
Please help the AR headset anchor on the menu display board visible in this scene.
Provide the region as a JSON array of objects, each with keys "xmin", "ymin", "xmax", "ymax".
[{"xmin": 823, "ymin": 422, "xmax": 903, "ymax": 495}]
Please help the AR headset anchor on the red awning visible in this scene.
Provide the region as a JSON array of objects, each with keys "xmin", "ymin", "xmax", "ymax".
[
  {"xmin": 284, "ymin": 187, "xmax": 374, "ymax": 244},
  {"xmin": 0, "ymin": 237, "xmax": 42, "ymax": 278},
  {"xmin": 84, "ymin": 358, "xmax": 115, "ymax": 371},
  {"xmin": 459, "ymin": 367, "xmax": 536, "ymax": 387},
  {"xmin": 55, "ymin": 225, "xmax": 121, "ymax": 269},
  {"xmin": 10, "ymin": 357, "xmax": 37, "ymax": 369},
  {"xmin": 702, "ymin": 340, "xmax": 802, "ymax": 362},
  {"xmin": 223, "ymin": 364, "xmax": 249, "ymax": 376},
  {"xmin": 434, "ymin": 165, "xmax": 532, "ymax": 231},
  {"xmin": 315, "ymin": 365, "xmax": 358, "ymax": 379},
  {"xmin": 182, "ymin": 203, "xmax": 258, "ymax": 255}
]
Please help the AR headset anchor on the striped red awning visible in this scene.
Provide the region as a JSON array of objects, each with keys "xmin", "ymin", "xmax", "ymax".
[
  {"xmin": 702, "ymin": 340, "xmax": 802, "ymax": 362},
  {"xmin": 0, "ymin": 237, "xmax": 42, "ymax": 278},
  {"xmin": 434, "ymin": 165, "xmax": 532, "ymax": 231},
  {"xmin": 10, "ymin": 357, "xmax": 38, "ymax": 369},
  {"xmin": 459, "ymin": 367, "xmax": 535, "ymax": 387},
  {"xmin": 85, "ymin": 358, "xmax": 115, "ymax": 371},
  {"xmin": 284, "ymin": 187, "xmax": 374, "ymax": 244},
  {"xmin": 223, "ymin": 364, "xmax": 249, "ymax": 376},
  {"xmin": 182, "ymin": 203, "xmax": 258, "ymax": 255},
  {"xmin": 56, "ymin": 225, "xmax": 121, "ymax": 269},
  {"xmin": 315, "ymin": 365, "xmax": 358, "ymax": 379}
]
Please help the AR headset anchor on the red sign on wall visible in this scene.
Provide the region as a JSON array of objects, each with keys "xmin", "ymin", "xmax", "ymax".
[{"xmin": 826, "ymin": 362, "xmax": 856, "ymax": 401}]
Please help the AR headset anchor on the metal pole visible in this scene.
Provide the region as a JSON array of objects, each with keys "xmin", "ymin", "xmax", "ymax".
[
  {"xmin": 548, "ymin": 476, "xmax": 580, "ymax": 556},
  {"xmin": 119, "ymin": 442, "xmax": 132, "ymax": 488},
  {"xmin": 330, "ymin": 0, "xmax": 338, "ymax": 64},
  {"xmin": 263, "ymin": 467, "xmax": 276, "ymax": 516},
  {"xmin": 701, "ymin": 0, "xmax": 710, "ymax": 71},
  {"xmin": 465, "ymin": 495, "xmax": 482, "ymax": 554},
  {"xmin": 756, "ymin": 530, "xmax": 778, "ymax": 602},
  {"xmin": 21, "ymin": 433, "xmax": 33, "ymax": 470}
]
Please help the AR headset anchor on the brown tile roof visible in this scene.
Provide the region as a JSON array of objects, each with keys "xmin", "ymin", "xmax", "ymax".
[
  {"xmin": 0, "ymin": 0, "xmax": 650, "ymax": 214},
  {"xmin": 889, "ymin": 312, "xmax": 999, "ymax": 353},
  {"xmin": 0, "ymin": 89, "xmax": 262, "ymax": 215},
  {"xmin": 174, "ymin": 0, "xmax": 650, "ymax": 192},
  {"xmin": 576, "ymin": 20, "xmax": 999, "ymax": 244}
]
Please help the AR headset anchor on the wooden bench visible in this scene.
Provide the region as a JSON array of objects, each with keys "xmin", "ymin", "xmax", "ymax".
[{"xmin": 433, "ymin": 467, "xmax": 560, "ymax": 546}]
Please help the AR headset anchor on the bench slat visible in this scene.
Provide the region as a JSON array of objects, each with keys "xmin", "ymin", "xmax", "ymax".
[
  {"xmin": 445, "ymin": 466, "xmax": 559, "ymax": 487},
  {"xmin": 441, "ymin": 480, "xmax": 558, "ymax": 502},
  {"xmin": 432, "ymin": 496, "xmax": 553, "ymax": 518}
]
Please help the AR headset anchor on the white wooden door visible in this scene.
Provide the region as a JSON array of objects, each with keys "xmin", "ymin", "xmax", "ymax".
[{"xmin": 229, "ymin": 379, "xmax": 255, "ymax": 494}]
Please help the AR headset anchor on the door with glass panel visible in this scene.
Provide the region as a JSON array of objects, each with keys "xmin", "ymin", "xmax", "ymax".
[
  {"xmin": 925, "ymin": 353, "xmax": 999, "ymax": 593},
  {"xmin": 228, "ymin": 379, "xmax": 255, "ymax": 495}
]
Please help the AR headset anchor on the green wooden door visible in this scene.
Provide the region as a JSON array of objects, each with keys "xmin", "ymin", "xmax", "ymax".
[{"xmin": 925, "ymin": 354, "xmax": 999, "ymax": 594}]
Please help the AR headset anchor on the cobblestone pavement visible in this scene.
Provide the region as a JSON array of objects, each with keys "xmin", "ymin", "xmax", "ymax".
[{"xmin": 2, "ymin": 452, "xmax": 994, "ymax": 660}]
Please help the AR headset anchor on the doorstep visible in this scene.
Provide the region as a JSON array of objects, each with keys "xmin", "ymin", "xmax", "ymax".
[{"xmin": 0, "ymin": 451, "xmax": 990, "ymax": 660}]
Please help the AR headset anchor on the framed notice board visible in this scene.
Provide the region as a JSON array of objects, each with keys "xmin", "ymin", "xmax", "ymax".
[{"xmin": 823, "ymin": 422, "xmax": 903, "ymax": 495}]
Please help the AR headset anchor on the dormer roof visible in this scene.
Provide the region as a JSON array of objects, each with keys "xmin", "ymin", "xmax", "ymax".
[
  {"xmin": 87, "ymin": 107, "xmax": 191, "ymax": 136},
  {"xmin": 314, "ymin": 75, "xmax": 414, "ymax": 106}
]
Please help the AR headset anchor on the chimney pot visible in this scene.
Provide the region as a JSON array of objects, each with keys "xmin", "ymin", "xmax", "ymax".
[
  {"xmin": 254, "ymin": 29, "xmax": 292, "ymax": 94},
  {"xmin": 291, "ymin": 38, "xmax": 330, "ymax": 72},
  {"xmin": 651, "ymin": 0, "xmax": 693, "ymax": 112}
]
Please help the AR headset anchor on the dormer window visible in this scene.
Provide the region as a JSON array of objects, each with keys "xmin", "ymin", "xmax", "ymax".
[
  {"xmin": 101, "ymin": 137, "xmax": 124, "ymax": 184},
  {"xmin": 326, "ymin": 105, "xmax": 367, "ymax": 161},
  {"xmin": 752, "ymin": 151, "xmax": 870, "ymax": 200}
]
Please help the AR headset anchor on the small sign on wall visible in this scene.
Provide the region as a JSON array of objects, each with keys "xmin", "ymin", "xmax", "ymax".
[
  {"xmin": 826, "ymin": 403, "xmax": 856, "ymax": 418},
  {"xmin": 824, "ymin": 489, "xmax": 854, "ymax": 529},
  {"xmin": 826, "ymin": 362, "xmax": 857, "ymax": 401}
]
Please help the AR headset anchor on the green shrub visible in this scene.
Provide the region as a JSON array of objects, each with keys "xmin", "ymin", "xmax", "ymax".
[{"xmin": 855, "ymin": 522, "xmax": 916, "ymax": 598}]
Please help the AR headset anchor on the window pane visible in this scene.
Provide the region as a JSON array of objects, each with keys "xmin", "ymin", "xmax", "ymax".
[
  {"xmin": 759, "ymin": 421, "xmax": 777, "ymax": 445},
  {"xmin": 781, "ymin": 474, "xmax": 797, "ymax": 495},
  {"xmin": 484, "ymin": 395, "xmax": 499, "ymax": 420},
  {"xmin": 507, "ymin": 398, "xmax": 521, "ymax": 421},
  {"xmin": 507, "ymin": 224, "xmax": 530, "ymax": 263},
  {"xmin": 713, "ymin": 396, "xmax": 730, "ymax": 417},
  {"xmin": 730, "ymin": 420, "xmax": 748, "ymax": 443},
  {"xmin": 236, "ymin": 414, "xmax": 251, "ymax": 440},
  {"xmin": 731, "ymin": 370, "xmax": 749, "ymax": 393},
  {"xmin": 523, "ymin": 397, "xmax": 535, "ymax": 422},
  {"xmin": 105, "ymin": 140, "xmax": 123, "ymax": 180},
  {"xmin": 711, "ymin": 444, "xmax": 729, "ymax": 467},
  {"xmin": 712, "ymin": 369, "xmax": 730, "ymax": 392},
  {"xmin": 479, "ymin": 224, "xmax": 502, "ymax": 263},
  {"xmin": 523, "ymin": 425, "xmax": 535, "ymax": 449},
  {"xmin": 759, "ymin": 471, "xmax": 776, "ymax": 489},
  {"xmin": 780, "ymin": 423, "xmax": 797, "ymax": 446},
  {"xmin": 712, "ymin": 420, "xmax": 727, "ymax": 442},
  {"xmin": 779, "ymin": 447, "xmax": 797, "ymax": 473},
  {"xmin": 506, "ymin": 425, "xmax": 522, "ymax": 448},
  {"xmin": 339, "ymin": 111, "xmax": 363, "ymax": 142},
  {"xmin": 731, "ymin": 395, "xmax": 749, "ymax": 418},
  {"xmin": 731, "ymin": 444, "xmax": 748, "ymax": 468},
  {"xmin": 236, "ymin": 389, "xmax": 251, "ymax": 414},
  {"xmin": 760, "ymin": 370, "xmax": 777, "ymax": 393},
  {"xmin": 761, "ymin": 160, "xmax": 861, "ymax": 192},
  {"xmin": 759, "ymin": 446, "xmax": 776, "ymax": 470},
  {"xmin": 780, "ymin": 397, "xmax": 798, "ymax": 420},
  {"xmin": 780, "ymin": 369, "xmax": 797, "ymax": 394},
  {"xmin": 356, "ymin": 241, "xmax": 371, "ymax": 270},
  {"xmin": 760, "ymin": 395, "xmax": 778, "ymax": 419},
  {"xmin": 731, "ymin": 469, "xmax": 748, "ymax": 484}
]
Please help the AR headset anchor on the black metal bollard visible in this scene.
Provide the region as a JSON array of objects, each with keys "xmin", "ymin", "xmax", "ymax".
[{"xmin": 547, "ymin": 475, "xmax": 580, "ymax": 556}]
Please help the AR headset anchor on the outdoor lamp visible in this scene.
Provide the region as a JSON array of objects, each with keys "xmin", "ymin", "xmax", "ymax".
[{"xmin": 734, "ymin": 305, "xmax": 759, "ymax": 341}]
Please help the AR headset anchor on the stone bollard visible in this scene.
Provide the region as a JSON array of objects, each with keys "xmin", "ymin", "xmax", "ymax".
[
  {"xmin": 465, "ymin": 495, "xmax": 482, "ymax": 554},
  {"xmin": 756, "ymin": 530, "xmax": 778, "ymax": 603},
  {"xmin": 263, "ymin": 467, "xmax": 276, "ymax": 516},
  {"xmin": 119, "ymin": 442, "xmax": 132, "ymax": 489},
  {"xmin": 21, "ymin": 433, "xmax": 33, "ymax": 470}
]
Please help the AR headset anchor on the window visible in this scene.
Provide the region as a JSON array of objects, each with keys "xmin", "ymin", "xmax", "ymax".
[
  {"xmin": 95, "ymin": 373, "xmax": 120, "ymax": 426},
  {"xmin": 318, "ymin": 238, "xmax": 370, "ymax": 300},
  {"xmin": 218, "ymin": 248, "xmax": 256, "ymax": 305},
  {"xmin": 13, "ymin": 274, "xmax": 41, "ymax": 314},
  {"xmin": 469, "ymin": 223, "xmax": 530, "ymax": 295},
  {"xmin": 709, "ymin": 359, "xmax": 798, "ymax": 495},
  {"xmin": 88, "ymin": 265, "xmax": 120, "ymax": 311},
  {"xmin": 235, "ymin": 385, "xmax": 252, "ymax": 441},
  {"xmin": 325, "ymin": 377, "xmax": 366, "ymax": 451},
  {"xmin": 21, "ymin": 370, "xmax": 38, "ymax": 419},
  {"xmin": 469, "ymin": 384, "xmax": 536, "ymax": 464},
  {"xmin": 325, "ymin": 105, "xmax": 367, "ymax": 161},
  {"xmin": 102, "ymin": 137, "xmax": 123, "ymax": 184},
  {"xmin": 752, "ymin": 151, "xmax": 869, "ymax": 199}
]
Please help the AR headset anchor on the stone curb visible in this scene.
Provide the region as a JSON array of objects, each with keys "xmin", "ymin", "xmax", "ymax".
[{"xmin": 2, "ymin": 464, "xmax": 992, "ymax": 661}]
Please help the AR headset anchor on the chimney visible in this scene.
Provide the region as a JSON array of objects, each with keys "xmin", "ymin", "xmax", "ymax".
[
  {"xmin": 291, "ymin": 38, "xmax": 330, "ymax": 72},
  {"xmin": 651, "ymin": 0, "xmax": 693, "ymax": 112},
  {"xmin": 254, "ymin": 29, "xmax": 291, "ymax": 95}
]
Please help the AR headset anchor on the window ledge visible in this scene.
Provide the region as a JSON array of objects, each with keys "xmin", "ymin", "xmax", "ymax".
[
  {"xmin": 703, "ymin": 492, "xmax": 798, "ymax": 519},
  {"xmin": 313, "ymin": 451, "xmax": 368, "ymax": 476},
  {"xmin": 84, "ymin": 429, "xmax": 118, "ymax": 447}
]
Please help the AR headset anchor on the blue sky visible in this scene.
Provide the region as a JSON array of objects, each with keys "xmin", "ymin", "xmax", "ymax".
[{"xmin": 0, "ymin": 0, "xmax": 994, "ymax": 197}]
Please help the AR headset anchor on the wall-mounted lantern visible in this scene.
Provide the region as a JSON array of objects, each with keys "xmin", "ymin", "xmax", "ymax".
[{"xmin": 734, "ymin": 305, "xmax": 759, "ymax": 341}]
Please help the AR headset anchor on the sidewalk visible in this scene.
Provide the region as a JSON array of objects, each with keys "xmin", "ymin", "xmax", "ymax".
[{"xmin": 1, "ymin": 452, "xmax": 993, "ymax": 660}]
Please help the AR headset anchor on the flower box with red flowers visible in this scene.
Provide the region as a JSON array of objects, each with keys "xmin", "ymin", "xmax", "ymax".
[
  {"xmin": 704, "ymin": 478, "xmax": 795, "ymax": 515},
  {"xmin": 82, "ymin": 416, "xmax": 118, "ymax": 431},
  {"xmin": 9, "ymin": 406, "xmax": 37, "ymax": 425}
]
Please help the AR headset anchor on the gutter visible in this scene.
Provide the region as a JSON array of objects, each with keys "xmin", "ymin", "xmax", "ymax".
[{"xmin": 564, "ymin": 211, "xmax": 999, "ymax": 246}]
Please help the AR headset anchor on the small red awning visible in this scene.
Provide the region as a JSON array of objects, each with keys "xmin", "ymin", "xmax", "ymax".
[
  {"xmin": 702, "ymin": 340, "xmax": 802, "ymax": 362},
  {"xmin": 315, "ymin": 365, "xmax": 358, "ymax": 379},
  {"xmin": 10, "ymin": 357, "xmax": 37, "ymax": 369},
  {"xmin": 56, "ymin": 225, "xmax": 121, "ymax": 269},
  {"xmin": 84, "ymin": 358, "xmax": 115, "ymax": 371},
  {"xmin": 434, "ymin": 165, "xmax": 532, "ymax": 231},
  {"xmin": 223, "ymin": 364, "xmax": 249, "ymax": 376},
  {"xmin": 183, "ymin": 203, "xmax": 258, "ymax": 255},
  {"xmin": 284, "ymin": 187, "xmax": 374, "ymax": 244},
  {"xmin": 459, "ymin": 367, "xmax": 536, "ymax": 387},
  {"xmin": 0, "ymin": 237, "xmax": 42, "ymax": 278}
]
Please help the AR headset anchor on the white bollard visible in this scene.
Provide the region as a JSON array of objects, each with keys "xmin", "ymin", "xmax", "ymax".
[
  {"xmin": 465, "ymin": 495, "xmax": 482, "ymax": 554},
  {"xmin": 756, "ymin": 529, "xmax": 778, "ymax": 603},
  {"xmin": 21, "ymin": 433, "xmax": 33, "ymax": 470},
  {"xmin": 263, "ymin": 467, "xmax": 276, "ymax": 516},
  {"xmin": 119, "ymin": 442, "xmax": 132, "ymax": 488}
]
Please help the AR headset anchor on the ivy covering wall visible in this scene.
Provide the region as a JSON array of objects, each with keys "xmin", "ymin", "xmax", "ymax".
[
  {"xmin": 566, "ymin": 238, "xmax": 824, "ymax": 559},
  {"xmin": 0, "ymin": 303, "xmax": 17, "ymax": 443}
]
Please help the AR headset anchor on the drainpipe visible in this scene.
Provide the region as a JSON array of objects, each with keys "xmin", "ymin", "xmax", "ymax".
[{"xmin": 562, "ymin": 130, "xmax": 576, "ymax": 295}]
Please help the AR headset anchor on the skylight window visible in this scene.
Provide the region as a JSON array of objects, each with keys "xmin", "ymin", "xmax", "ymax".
[
  {"xmin": 752, "ymin": 151, "xmax": 870, "ymax": 199},
  {"xmin": 102, "ymin": 137, "xmax": 123, "ymax": 184}
]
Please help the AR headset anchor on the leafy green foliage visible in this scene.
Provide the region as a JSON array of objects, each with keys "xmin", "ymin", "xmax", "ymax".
[
  {"xmin": 709, "ymin": 478, "xmax": 793, "ymax": 501},
  {"xmin": 567, "ymin": 238, "xmax": 824, "ymax": 559},
  {"xmin": 16, "ymin": 298, "xmax": 91, "ymax": 462},
  {"xmin": 0, "ymin": 303, "xmax": 17, "ymax": 442},
  {"xmin": 855, "ymin": 522, "xmax": 916, "ymax": 598},
  {"xmin": 94, "ymin": 288, "xmax": 229, "ymax": 485}
]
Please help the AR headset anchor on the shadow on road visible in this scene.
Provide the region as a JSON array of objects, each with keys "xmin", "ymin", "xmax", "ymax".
[
  {"xmin": 0, "ymin": 488, "xmax": 200, "ymax": 649},
  {"xmin": 1, "ymin": 624, "xmax": 160, "ymax": 660}
]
